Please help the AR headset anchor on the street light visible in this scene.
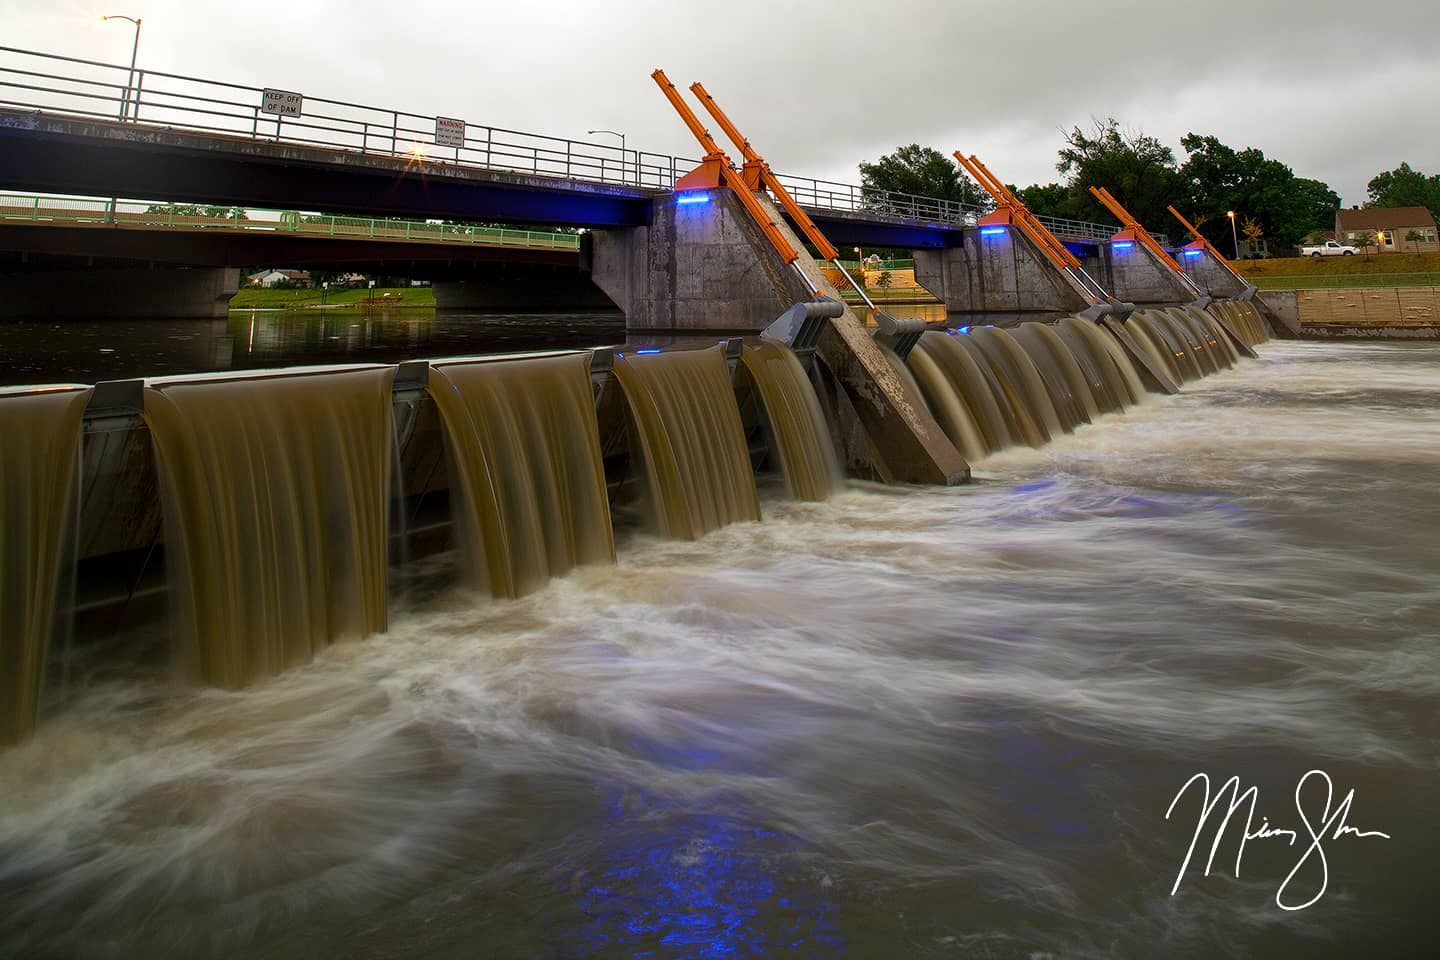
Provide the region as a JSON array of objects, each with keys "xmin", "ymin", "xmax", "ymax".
[
  {"xmin": 587, "ymin": 129, "xmax": 627, "ymax": 183},
  {"xmin": 101, "ymin": 14, "xmax": 142, "ymax": 121},
  {"xmin": 1227, "ymin": 210, "xmax": 1238, "ymax": 258}
]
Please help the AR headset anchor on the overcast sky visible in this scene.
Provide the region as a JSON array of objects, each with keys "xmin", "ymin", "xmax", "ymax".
[{"xmin": 6, "ymin": 0, "xmax": 1437, "ymax": 209}]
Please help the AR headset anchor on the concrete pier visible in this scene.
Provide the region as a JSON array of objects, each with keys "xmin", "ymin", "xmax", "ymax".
[
  {"xmin": 0, "ymin": 266, "xmax": 239, "ymax": 319},
  {"xmin": 912, "ymin": 227, "xmax": 1092, "ymax": 324},
  {"xmin": 589, "ymin": 189, "xmax": 810, "ymax": 332}
]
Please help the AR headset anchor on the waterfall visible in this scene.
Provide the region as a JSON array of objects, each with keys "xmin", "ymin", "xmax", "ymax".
[
  {"xmin": 612, "ymin": 346, "xmax": 762, "ymax": 540},
  {"xmin": 428, "ymin": 353, "xmax": 614, "ymax": 598},
  {"xmin": 969, "ymin": 326, "xmax": 1064, "ymax": 440},
  {"xmin": 143, "ymin": 368, "xmax": 394, "ymax": 689},
  {"xmin": 739, "ymin": 340, "xmax": 842, "ymax": 502},
  {"xmin": 1011, "ymin": 322, "xmax": 1099, "ymax": 429},
  {"xmin": 1, "ymin": 387, "xmax": 89, "ymax": 746}
]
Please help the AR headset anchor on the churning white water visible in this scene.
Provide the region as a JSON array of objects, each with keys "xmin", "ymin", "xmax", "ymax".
[{"xmin": 1, "ymin": 340, "xmax": 1436, "ymax": 959}]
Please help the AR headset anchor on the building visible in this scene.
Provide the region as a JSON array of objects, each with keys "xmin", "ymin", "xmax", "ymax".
[
  {"xmin": 1334, "ymin": 206, "xmax": 1439, "ymax": 253},
  {"xmin": 246, "ymin": 269, "xmax": 313, "ymax": 288}
]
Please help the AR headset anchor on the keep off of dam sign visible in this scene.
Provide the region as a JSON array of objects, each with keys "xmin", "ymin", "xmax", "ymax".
[
  {"xmin": 261, "ymin": 88, "xmax": 303, "ymax": 117},
  {"xmin": 436, "ymin": 117, "xmax": 466, "ymax": 148}
]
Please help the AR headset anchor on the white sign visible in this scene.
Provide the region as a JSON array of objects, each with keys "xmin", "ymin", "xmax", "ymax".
[
  {"xmin": 435, "ymin": 116, "xmax": 465, "ymax": 149},
  {"xmin": 261, "ymin": 88, "xmax": 304, "ymax": 117}
]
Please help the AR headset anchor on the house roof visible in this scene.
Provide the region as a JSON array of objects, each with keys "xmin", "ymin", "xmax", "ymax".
[{"xmin": 1336, "ymin": 206, "xmax": 1437, "ymax": 231}]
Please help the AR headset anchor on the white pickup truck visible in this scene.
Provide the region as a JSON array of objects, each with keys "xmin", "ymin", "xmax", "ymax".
[{"xmin": 1300, "ymin": 240, "xmax": 1358, "ymax": 257}]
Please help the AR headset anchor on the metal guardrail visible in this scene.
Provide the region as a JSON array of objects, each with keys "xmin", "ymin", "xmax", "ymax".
[
  {"xmin": 1249, "ymin": 272, "xmax": 1440, "ymax": 291},
  {"xmin": 0, "ymin": 44, "xmax": 1129, "ymax": 243},
  {"xmin": 0, "ymin": 191, "xmax": 582, "ymax": 250}
]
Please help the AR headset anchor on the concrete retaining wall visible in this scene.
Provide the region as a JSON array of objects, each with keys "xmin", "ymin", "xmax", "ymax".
[{"xmin": 1270, "ymin": 286, "xmax": 1440, "ymax": 339}]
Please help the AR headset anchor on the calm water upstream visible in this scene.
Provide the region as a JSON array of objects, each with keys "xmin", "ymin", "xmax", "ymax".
[
  {"xmin": 0, "ymin": 339, "xmax": 1436, "ymax": 958},
  {"xmin": 0, "ymin": 308, "xmax": 627, "ymax": 386}
]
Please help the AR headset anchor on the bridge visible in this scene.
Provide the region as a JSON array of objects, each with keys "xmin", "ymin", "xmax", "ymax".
[{"xmin": 0, "ymin": 45, "xmax": 1128, "ymax": 250}]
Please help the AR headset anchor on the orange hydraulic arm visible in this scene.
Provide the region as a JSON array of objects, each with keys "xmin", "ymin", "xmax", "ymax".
[
  {"xmin": 1090, "ymin": 187, "xmax": 1202, "ymax": 295},
  {"xmin": 686, "ymin": 80, "xmax": 883, "ymax": 309},
  {"xmin": 955, "ymin": 152, "xmax": 1107, "ymax": 301},
  {"xmin": 1167, "ymin": 205, "xmax": 1247, "ymax": 285},
  {"xmin": 651, "ymin": 69, "xmax": 814, "ymax": 290},
  {"xmin": 688, "ymin": 81, "xmax": 838, "ymax": 261}
]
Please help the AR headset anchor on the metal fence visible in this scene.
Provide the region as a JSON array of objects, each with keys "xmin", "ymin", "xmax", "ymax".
[
  {"xmin": 0, "ymin": 192, "xmax": 582, "ymax": 249},
  {"xmin": 1249, "ymin": 272, "xmax": 1440, "ymax": 290},
  {"xmin": 1, "ymin": 44, "xmax": 1128, "ymax": 242}
]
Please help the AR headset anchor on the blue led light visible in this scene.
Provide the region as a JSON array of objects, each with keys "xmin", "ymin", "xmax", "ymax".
[
  {"xmin": 636, "ymin": 348, "xmax": 662, "ymax": 354},
  {"xmin": 957, "ymin": 325, "xmax": 971, "ymax": 334},
  {"xmin": 1182, "ymin": 249, "xmax": 1203, "ymax": 258},
  {"xmin": 979, "ymin": 226, "xmax": 1007, "ymax": 237},
  {"xmin": 676, "ymin": 192, "xmax": 711, "ymax": 205},
  {"xmin": 1112, "ymin": 241, "xmax": 1134, "ymax": 249}
]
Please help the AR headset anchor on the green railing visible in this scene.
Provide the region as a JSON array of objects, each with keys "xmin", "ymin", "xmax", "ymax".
[
  {"xmin": 0, "ymin": 193, "xmax": 582, "ymax": 251},
  {"xmin": 833, "ymin": 258, "xmax": 917, "ymax": 272},
  {"xmin": 1249, "ymin": 272, "xmax": 1440, "ymax": 291}
]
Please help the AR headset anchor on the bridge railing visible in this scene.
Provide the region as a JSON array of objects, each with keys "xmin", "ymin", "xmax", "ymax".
[
  {"xmin": 0, "ymin": 45, "xmax": 1131, "ymax": 242},
  {"xmin": 0, "ymin": 191, "xmax": 583, "ymax": 250}
]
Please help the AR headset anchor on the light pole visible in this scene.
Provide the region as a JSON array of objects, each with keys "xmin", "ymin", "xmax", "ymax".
[
  {"xmin": 101, "ymin": 15, "xmax": 142, "ymax": 121},
  {"xmin": 587, "ymin": 129, "xmax": 627, "ymax": 183},
  {"xmin": 1227, "ymin": 210, "xmax": 1239, "ymax": 258}
]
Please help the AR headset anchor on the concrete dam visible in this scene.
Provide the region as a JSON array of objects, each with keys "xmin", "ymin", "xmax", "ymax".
[
  {"xmin": 14, "ymin": 50, "xmax": 1438, "ymax": 960},
  {"xmin": 1, "ymin": 286, "xmax": 1271, "ymax": 744}
]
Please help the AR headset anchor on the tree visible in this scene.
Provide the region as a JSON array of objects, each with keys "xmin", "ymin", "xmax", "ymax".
[
  {"xmin": 1366, "ymin": 162, "xmax": 1440, "ymax": 220},
  {"xmin": 1015, "ymin": 182, "xmax": 1080, "ymax": 221},
  {"xmin": 875, "ymin": 270, "xmax": 894, "ymax": 294},
  {"xmin": 1056, "ymin": 118, "xmax": 1181, "ymax": 230},
  {"xmin": 1240, "ymin": 216, "xmax": 1264, "ymax": 257},
  {"xmin": 859, "ymin": 144, "xmax": 985, "ymax": 207},
  {"xmin": 1177, "ymin": 134, "xmax": 1338, "ymax": 249},
  {"xmin": 1354, "ymin": 230, "xmax": 1377, "ymax": 254},
  {"xmin": 1406, "ymin": 229, "xmax": 1425, "ymax": 253}
]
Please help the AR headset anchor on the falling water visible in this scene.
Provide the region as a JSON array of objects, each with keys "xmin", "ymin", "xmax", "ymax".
[
  {"xmin": 611, "ymin": 346, "xmax": 762, "ymax": 540},
  {"xmin": 738, "ymin": 340, "xmax": 842, "ymax": 501},
  {"xmin": 427, "ymin": 353, "xmax": 615, "ymax": 598},
  {"xmin": 143, "ymin": 368, "xmax": 394, "ymax": 688},
  {"xmin": 0, "ymin": 387, "xmax": 89, "ymax": 746}
]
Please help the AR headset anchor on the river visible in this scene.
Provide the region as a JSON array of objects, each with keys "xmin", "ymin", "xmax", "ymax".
[{"xmin": 0, "ymin": 337, "xmax": 1435, "ymax": 958}]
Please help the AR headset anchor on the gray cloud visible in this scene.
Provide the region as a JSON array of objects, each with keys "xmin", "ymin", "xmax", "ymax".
[{"xmin": 7, "ymin": 0, "xmax": 1437, "ymax": 208}]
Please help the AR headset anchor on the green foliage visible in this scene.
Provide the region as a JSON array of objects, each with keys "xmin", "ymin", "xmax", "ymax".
[
  {"xmin": 875, "ymin": 270, "xmax": 894, "ymax": 291},
  {"xmin": 1056, "ymin": 118, "xmax": 1180, "ymax": 229},
  {"xmin": 1366, "ymin": 162, "xmax": 1440, "ymax": 220},
  {"xmin": 1014, "ymin": 182, "xmax": 1079, "ymax": 220},
  {"xmin": 144, "ymin": 203, "xmax": 248, "ymax": 220},
  {"xmin": 1406, "ymin": 229, "xmax": 1425, "ymax": 252},
  {"xmin": 859, "ymin": 144, "xmax": 984, "ymax": 206},
  {"xmin": 1354, "ymin": 230, "xmax": 1377, "ymax": 254},
  {"xmin": 1176, "ymin": 134, "xmax": 1338, "ymax": 249}
]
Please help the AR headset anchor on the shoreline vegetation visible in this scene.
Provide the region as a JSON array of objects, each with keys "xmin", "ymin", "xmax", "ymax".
[{"xmin": 228, "ymin": 287, "xmax": 435, "ymax": 309}]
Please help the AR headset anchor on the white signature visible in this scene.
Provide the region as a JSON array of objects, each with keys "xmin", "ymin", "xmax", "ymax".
[{"xmin": 1165, "ymin": 769, "xmax": 1391, "ymax": 911}]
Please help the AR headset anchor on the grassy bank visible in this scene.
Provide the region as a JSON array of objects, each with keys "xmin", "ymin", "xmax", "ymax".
[
  {"xmin": 1235, "ymin": 250, "xmax": 1440, "ymax": 278},
  {"xmin": 229, "ymin": 286, "xmax": 435, "ymax": 308}
]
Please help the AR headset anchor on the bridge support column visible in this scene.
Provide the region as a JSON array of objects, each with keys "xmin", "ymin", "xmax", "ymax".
[
  {"xmin": 912, "ymin": 227, "xmax": 1092, "ymax": 325},
  {"xmin": 1179, "ymin": 248, "xmax": 1249, "ymax": 298},
  {"xmin": 595, "ymin": 189, "xmax": 967, "ymax": 483},
  {"xmin": 589, "ymin": 189, "xmax": 809, "ymax": 332},
  {"xmin": 0, "ymin": 266, "xmax": 239, "ymax": 319},
  {"xmin": 1080, "ymin": 243, "xmax": 1194, "ymax": 305}
]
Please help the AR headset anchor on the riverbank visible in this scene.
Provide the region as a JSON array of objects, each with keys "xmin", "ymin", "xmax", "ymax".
[
  {"xmin": 1237, "ymin": 250, "xmax": 1440, "ymax": 278},
  {"xmin": 229, "ymin": 287, "xmax": 435, "ymax": 309}
]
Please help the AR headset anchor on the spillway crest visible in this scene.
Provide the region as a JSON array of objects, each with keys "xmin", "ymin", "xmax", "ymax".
[
  {"xmin": 908, "ymin": 302, "xmax": 1269, "ymax": 461},
  {"xmin": 143, "ymin": 368, "xmax": 395, "ymax": 688},
  {"xmin": 428, "ymin": 353, "xmax": 615, "ymax": 598},
  {"xmin": 0, "ymin": 388, "xmax": 89, "ymax": 745},
  {"xmin": 612, "ymin": 346, "xmax": 762, "ymax": 540}
]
